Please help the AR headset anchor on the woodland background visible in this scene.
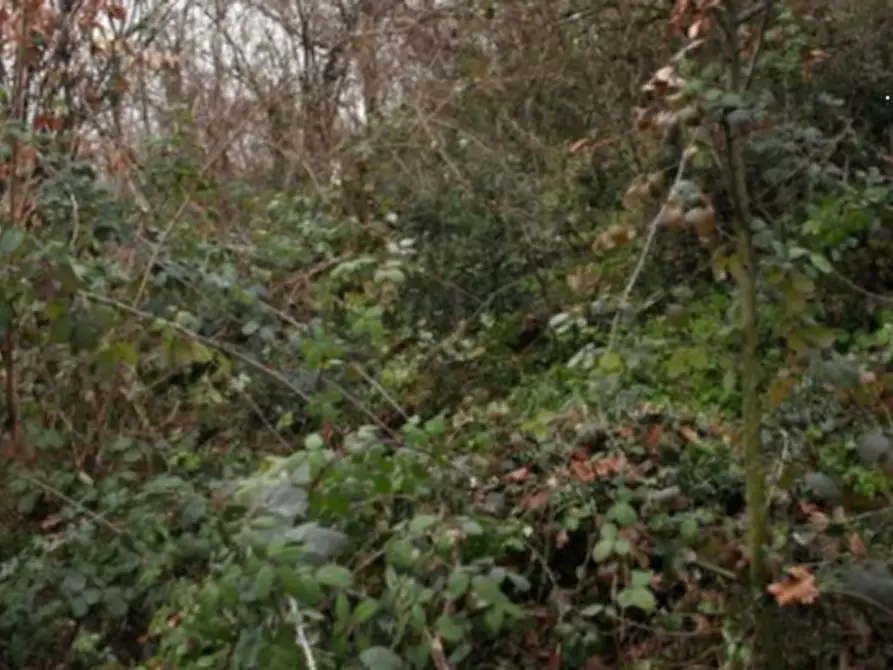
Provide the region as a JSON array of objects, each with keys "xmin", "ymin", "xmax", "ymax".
[{"xmin": 1, "ymin": 0, "xmax": 893, "ymax": 668}]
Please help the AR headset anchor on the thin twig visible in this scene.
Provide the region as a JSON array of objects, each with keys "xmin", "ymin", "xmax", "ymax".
[
  {"xmin": 607, "ymin": 145, "xmax": 694, "ymax": 351},
  {"xmin": 742, "ymin": 0, "xmax": 775, "ymax": 91},
  {"xmin": 289, "ymin": 597, "xmax": 318, "ymax": 670}
]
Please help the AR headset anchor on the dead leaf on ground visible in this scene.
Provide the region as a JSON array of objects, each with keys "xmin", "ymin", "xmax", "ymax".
[
  {"xmin": 504, "ymin": 466, "xmax": 530, "ymax": 483},
  {"xmin": 616, "ymin": 425, "xmax": 636, "ymax": 439},
  {"xmin": 570, "ymin": 460, "xmax": 596, "ymax": 483},
  {"xmin": 644, "ymin": 424, "xmax": 664, "ymax": 451},
  {"xmin": 679, "ymin": 426, "xmax": 699, "ymax": 443},
  {"xmin": 849, "ymin": 532, "xmax": 867, "ymax": 557},
  {"xmin": 521, "ymin": 489, "xmax": 551, "ymax": 510},
  {"xmin": 798, "ymin": 500, "xmax": 830, "ymax": 530},
  {"xmin": 768, "ymin": 565, "xmax": 820, "ymax": 606},
  {"xmin": 593, "ymin": 456, "xmax": 624, "ymax": 478}
]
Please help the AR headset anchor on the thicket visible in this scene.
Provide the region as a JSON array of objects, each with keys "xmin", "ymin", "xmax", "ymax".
[{"xmin": 1, "ymin": 0, "xmax": 893, "ymax": 668}]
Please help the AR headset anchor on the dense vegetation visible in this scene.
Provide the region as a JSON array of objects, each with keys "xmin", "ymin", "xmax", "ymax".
[{"xmin": 1, "ymin": 0, "xmax": 893, "ymax": 668}]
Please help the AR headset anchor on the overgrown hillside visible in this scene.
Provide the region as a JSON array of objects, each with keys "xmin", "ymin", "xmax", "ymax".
[{"xmin": 1, "ymin": 0, "xmax": 893, "ymax": 668}]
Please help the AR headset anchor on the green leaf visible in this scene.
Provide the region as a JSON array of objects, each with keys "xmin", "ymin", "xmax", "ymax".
[
  {"xmin": 718, "ymin": 92, "xmax": 746, "ymax": 109},
  {"xmin": 449, "ymin": 644, "xmax": 473, "ymax": 665},
  {"xmin": 353, "ymin": 598, "xmax": 380, "ymax": 625},
  {"xmin": 335, "ymin": 592, "xmax": 351, "ymax": 624},
  {"xmin": 359, "ymin": 647, "xmax": 405, "ymax": 670},
  {"xmin": 385, "ymin": 537, "xmax": 417, "ymax": 568},
  {"xmin": 666, "ymin": 348, "xmax": 688, "ymax": 377},
  {"xmin": 446, "ymin": 569, "xmax": 470, "ymax": 600},
  {"xmin": 804, "ymin": 326, "xmax": 837, "ymax": 349},
  {"xmin": 618, "ymin": 586, "xmax": 657, "ymax": 612},
  {"xmin": 726, "ymin": 108, "xmax": 753, "ymax": 128},
  {"xmin": 69, "ymin": 596, "xmax": 89, "ymax": 618},
  {"xmin": 631, "ymin": 570, "xmax": 653, "ymax": 589},
  {"xmin": 62, "ymin": 572, "xmax": 87, "ymax": 594},
  {"xmin": 483, "ymin": 606, "xmax": 505, "ymax": 633},
  {"xmin": 409, "ymin": 514, "xmax": 439, "ymax": 534},
  {"xmin": 722, "ymin": 369, "xmax": 737, "ymax": 394},
  {"xmin": 253, "ymin": 564, "xmax": 276, "ymax": 599},
  {"xmin": 423, "ymin": 414, "xmax": 446, "ymax": 436},
  {"xmin": 103, "ymin": 588, "xmax": 129, "ymax": 618},
  {"xmin": 592, "ymin": 539, "xmax": 614, "ymax": 562},
  {"xmin": 460, "ymin": 519, "xmax": 484, "ymax": 536},
  {"xmin": 436, "ymin": 614, "xmax": 466, "ymax": 643},
  {"xmin": 599, "ymin": 352, "xmax": 623, "ymax": 372},
  {"xmin": 304, "ymin": 433, "xmax": 325, "ymax": 449},
  {"xmin": 613, "ymin": 538, "xmax": 632, "ymax": 555},
  {"xmin": 506, "ymin": 571, "xmax": 531, "ymax": 593},
  {"xmin": 791, "ymin": 272, "xmax": 815, "ymax": 296},
  {"xmin": 471, "ymin": 575, "xmax": 508, "ymax": 606},
  {"xmin": 680, "ymin": 517, "xmax": 699, "ymax": 541},
  {"xmin": 316, "ymin": 564, "xmax": 353, "ymax": 589},
  {"xmin": 278, "ymin": 568, "xmax": 323, "ymax": 606},
  {"xmin": 607, "ymin": 502, "xmax": 638, "ymax": 526},
  {"xmin": 82, "ymin": 588, "xmax": 102, "ymax": 605},
  {"xmin": 687, "ymin": 347, "xmax": 709, "ymax": 370},
  {"xmin": 0, "ymin": 227, "xmax": 24, "ymax": 254},
  {"xmin": 809, "ymin": 253, "xmax": 833, "ymax": 274},
  {"xmin": 374, "ymin": 267, "xmax": 406, "ymax": 284},
  {"xmin": 579, "ymin": 603, "xmax": 605, "ymax": 617}
]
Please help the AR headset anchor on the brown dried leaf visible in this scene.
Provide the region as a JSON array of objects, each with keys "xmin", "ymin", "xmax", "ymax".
[
  {"xmin": 657, "ymin": 203, "xmax": 686, "ymax": 230},
  {"xmin": 521, "ymin": 489, "xmax": 551, "ymax": 510},
  {"xmin": 504, "ymin": 467, "xmax": 530, "ymax": 483},
  {"xmin": 679, "ymin": 426, "xmax": 699, "ymax": 443},
  {"xmin": 593, "ymin": 456, "xmax": 624, "ymax": 478},
  {"xmin": 570, "ymin": 459, "xmax": 596, "ymax": 483},
  {"xmin": 644, "ymin": 424, "xmax": 664, "ymax": 451},
  {"xmin": 768, "ymin": 565, "xmax": 819, "ymax": 606},
  {"xmin": 106, "ymin": 2, "xmax": 126, "ymax": 21},
  {"xmin": 849, "ymin": 532, "xmax": 867, "ymax": 557}
]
